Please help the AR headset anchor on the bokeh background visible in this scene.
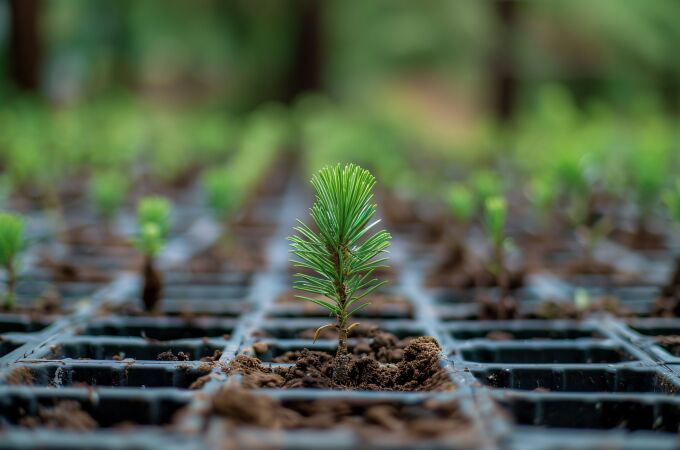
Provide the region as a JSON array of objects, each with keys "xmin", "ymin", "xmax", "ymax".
[{"xmin": 0, "ymin": 0, "xmax": 679, "ymax": 209}]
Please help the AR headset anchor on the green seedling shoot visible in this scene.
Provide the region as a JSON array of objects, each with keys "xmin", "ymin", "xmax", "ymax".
[
  {"xmin": 446, "ymin": 184, "xmax": 476, "ymax": 224},
  {"xmin": 558, "ymin": 154, "xmax": 610, "ymax": 268},
  {"xmin": 0, "ymin": 213, "xmax": 25, "ymax": 310},
  {"xmin": 133, "ymin": 197, "xmax": 171, "ymax": 312},
  {"xmin": 289, "ymin": 164, "xmax": 391, "ymax": 384},
  {"xmin": 483, "ymin": 196, "xmax": 512, "ymax": 318},
  {"xmin": 202, "ymin": 167, "xmax": 238, "ymax": 222},
  {"xmin": 526, "ymin": 174, "xmax": 557, "ymax": 230},
  {"xmin": 90, "ymin": 171, "xmax": 128, "ymax": 234}
]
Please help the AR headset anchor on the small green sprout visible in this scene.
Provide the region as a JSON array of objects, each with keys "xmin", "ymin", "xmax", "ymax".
[
  {"xmin": 133, "ymin": 197, "xmax": 171, "ymax": 312},
  {"xmin": 0, "ymin": 213, "xmax": 25, "ymax": 310},
  {"xmin": 90, "ymin": 171, "xmax": 128, "ymax": 225},
  {"xmin": 663, "ymin": 180, "xmax": 680, "ymax": 226},
  {"xmin": 201, "ymin": 167, "xmax": 237, "ymax": 221},
  {"xmin": 483, "ymin": 196, "xmax": 512, "ymax": 318},
  {"xmin": 289, "ymin": 164, "xmax": 391, "ymax": 384},
  {"xmin": 526, "ymin": 174, "xmax": 557, "ymax": 229},
  {"xmin": 446, "ymin": 184, "xmax": 475, "ymax": 224},
  {"xmin": 472, "ymin": 170, "xmax": 503, "ymax": 205}
]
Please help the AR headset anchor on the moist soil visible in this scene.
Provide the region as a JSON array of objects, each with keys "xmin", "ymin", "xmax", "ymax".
[
  {"xmin": 206, "ymin": 386, "xmax": 476, "ymax": 445},
  {"xmin": 5, "ymin": 366, "xmax": 34, "ymax": 385},
  {"xmin": 227, "ymin": 332, "xmax": 454, "ymax": 392},
  {"xmin": 18, "ymin": 400, "xmax": 98, "ymax": 431},
  {"xmin": 655, "ymin": 336, "xmax": 680, "ymax": 356}
]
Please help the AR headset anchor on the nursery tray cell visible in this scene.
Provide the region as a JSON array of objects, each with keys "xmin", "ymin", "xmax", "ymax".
[
  {"xmin": 473, "ymin": 367, "xmax": 679, "ymax": 393},
  {"xmin": 460, "ymin": 343, "xmax": 635, "ymax": 364},
  {"xmin": 447, "ymin": 321, "xmax": 602, "ymax": 341},
  {"xmin": 498, "ymin": 395, "xmax": 680, "ymax": 432},
  {"xmin": 82, "ymin": 317, "xmax": 235, "ymax": 340},
  {"xmin": 40, "ymin": 340, "xmax": 223, "ymax": 361},
  {"xmin": 0, "ymin": 389, "xmax": 189, "ymax": 428},
  {"xmin": 15, "ymin": 362, "xmax": 208, "ymax": 388},
  {"xmin": 0, "ymin": 316, "xmax": 51, "ymax": 334}
]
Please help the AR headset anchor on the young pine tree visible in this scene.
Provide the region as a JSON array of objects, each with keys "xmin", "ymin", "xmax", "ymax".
[
  {"xmin": 289, "ymin": 164, "xmax": 391, "ymax": 384},
  {"xmin": 133, "ymin": 197, "xmax": 171, "ymax": 312},
  {"xmin": 483, "ymin": 196, "xmax": 513, "ymax": 319},
  {"xmin": 0, "ymin": 213, "xmax": 25, "ymax": 310},
  {"xmin": 90, "ymin": 171, "xmax": 128, "ymax": 236}
]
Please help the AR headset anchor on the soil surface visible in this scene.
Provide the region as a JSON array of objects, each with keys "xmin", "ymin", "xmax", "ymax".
[
  {"xmin": 207, "ymin": 386, "xmax": 475, "ymax": 444},
  {"xmin": 5, "ymin": 366, "xmax": 34, "ymax": 385},
  {"xmin": 19, "ymin": 401, "xmax": 98, "ymax": 431},
  {"xmin": 227, "ymin": 333, "xmax": 454, "ymax": 391}
]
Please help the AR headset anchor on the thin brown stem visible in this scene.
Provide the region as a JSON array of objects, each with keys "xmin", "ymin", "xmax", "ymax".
[{"xmin": 141, "ymin": 255, "xmax": 162, "ymax": 312}]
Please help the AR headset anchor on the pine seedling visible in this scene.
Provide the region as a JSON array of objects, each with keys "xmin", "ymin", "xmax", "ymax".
[
  {"xmin": 472, "ymin": 170, "xmax": 503, "ymax": 206},
  {"xmin": 663, "ymin": 180, "xmax": 680, "ymax": 226},
  {"xmin": 446, "ymin": 184, "xmax": 475, "ymax": 224},
  {"xmin": 526, "ymin": 174, "xmax": 557, "ymax": 230},
  {"xmin": 133, "ymin": 197, "xmax": 171, "ymax": 312},
  {"xmin": 289, "ymin": 164, "xmax": 391, "ymax": 384},
  {"xmin": 201, "ymin": 167, "xmax": 238, "ymax": 221},
  {"xmin": 483, "ymin": 196, "xmax": 511, "ymax": 316},
  {"xmin": 90, "ymin": 171, "xmax": 128, "ymax": 232},
  {"xmin": 0, "ymin": 213, "xmax": 25, "ymax": 310}
]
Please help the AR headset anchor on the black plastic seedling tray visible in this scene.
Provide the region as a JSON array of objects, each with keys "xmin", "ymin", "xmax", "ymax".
[{"xmin": 2, "ymin": 181, "xmax": 680, "ymax": 450}]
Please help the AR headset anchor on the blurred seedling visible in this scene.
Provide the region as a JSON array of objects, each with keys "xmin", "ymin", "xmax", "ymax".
[
  {"xmin": 558, "ymin": 154, "xmax": 611, "ymax": 270},
  {"xmin": 289, "ymin": 164, "xmax": 391, "ymax": 384},
  {"xmin": 483, "ymin": 196, "xmax": 513, "ymax": 319},
  {"xmin": 133, "ymin": 197, "xmax": 171, "ymax": 312},
  {"xmin": 526, "ymin": 173, "xmax": 557, "ymax": 231},
  {"xmin": 0, "ymin": 213, "xmax": 25, "ymax": 310},
  {"xmin": 90, "ymin": 171, "xmax": 128, "ymax": 235}
]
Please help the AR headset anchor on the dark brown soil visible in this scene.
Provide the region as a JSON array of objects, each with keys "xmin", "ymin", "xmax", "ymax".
[
  {"xmin": 39, "ymin": 255, "xmax": 112, "ymax": 283},
  {"xmin": 5, "ymin": 366, "xmax": 34, "ymax": 385},
  {"xmin": 19, "ymin": 401, "xmax": 98, "ymax": 431},
  {"xmin": 655, "ymin": 336, "xmax": 680, "ymax": 356},
  {"xmin": 208, "ymin": 386, "xmax": 474, "ymax": 444},
  {"xmin": 157, "ymin": 350, "xmax": 190, "ymax": 361},
  {"xmin": 426, "ymin": 252, "xmax": 525, "ymax": 290},
  {"xmin": 227, "ymin": 335, "xmax": 454, "ymax": 392},
  {"xmin": 612, "ymin": 228, "xmax": 666, "ymax": 251},
  {"xmin": 187, "ymin": 241, "xmax": 265, "ymax": 274}
]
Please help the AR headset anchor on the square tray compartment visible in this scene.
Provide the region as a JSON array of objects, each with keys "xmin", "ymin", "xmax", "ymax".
[
  {"xmin": 446, "ymin": 321, "xmax": 603, "ymax": 341},
  {"xmin": 37, "ymin": 339, "xmax": 223, "ymax": 361},
  {"xmin": 81, "ymin": 317, "xmax": 235, "ymax": 340},
  {"xmin": 0, "ymin": 389, "xmax": 190, "ymax": 428},
  {"xmin": 497, "ymin": 394, "xmax": 680, "ymax": 432},
  {"xmin": 14, "ymin": 362, "xmax": 209, "ymax": 389},
  {"xmin": 472, "ymin": 367, "xmax": 680, "ymax": 393},
  {"xmin": 459, "ymin": 343, "xmax": 636, "ymax": 364}
]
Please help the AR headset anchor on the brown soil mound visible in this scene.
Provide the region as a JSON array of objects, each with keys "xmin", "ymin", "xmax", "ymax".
[
  {"xmin": 19, "ymin": 401, "xmax": 98, "ymax": 431},
  {"xmin": 208, "ymin": 386, "xmax": 474, "ymax": 444},
  {"xmin": 226, "ymin": 334, "xmax": 454, "ymax": 391}
]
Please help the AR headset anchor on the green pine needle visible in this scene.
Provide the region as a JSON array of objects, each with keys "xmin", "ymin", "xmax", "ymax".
[{"xmin": 288, "ymin": 164, "xmax": 391, "ymax": 320}]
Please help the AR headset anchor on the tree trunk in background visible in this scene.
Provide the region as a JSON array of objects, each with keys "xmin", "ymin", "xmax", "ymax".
[
  {"xmin": 8, "ymin": 0, "xmax": 41, "ymax": 92},
  {"xmin": 283, "ymin": 0, "xmax": 322, "ymax": 103},
  {"xmin": 491, "ymin": 0, "xmax": 518, "ymax": 124}
]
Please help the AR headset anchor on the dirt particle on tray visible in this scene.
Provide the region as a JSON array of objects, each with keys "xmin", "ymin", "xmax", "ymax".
[
  {"xmin": 157, "ymin": 350, "xmax": 190, "ymax": 361},
  {"xmin": 5, "ymin": 366, "xmax": 34, "ymax": 385},
  {"xmin": 252, "ymin": 341, "xmax": 268, "ymax": 354},
  {"xmin": 19, "ymin": 401, "xmax": 98, "ymax": 431},
  {"xmin": 189, "ymin": 373, "xmax": 213, "ymax": 390},
  {"xmin": 485, "ymin": 331, "xmax": 515, "ymax": 341},
  {"xmin": 200, "ymin": 349, "xmax": 223, "ymax": 362},
  {"xmin": 225, "ymin": 331, "xmax": 454, "ymax": 392}
]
